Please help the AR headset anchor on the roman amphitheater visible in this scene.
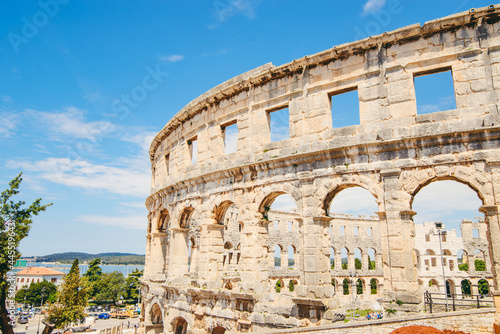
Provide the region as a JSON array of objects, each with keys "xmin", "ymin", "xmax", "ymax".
[{"xmin": 142, "ymin": 5, "xmax": 500, "ymax": 334}]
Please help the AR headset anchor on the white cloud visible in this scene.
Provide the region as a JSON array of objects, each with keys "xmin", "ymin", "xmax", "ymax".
[
  {"xmin": 271, "ymin": 194, "xmax": 297, "ymax": 212},
  {"xmin": 211, "ymin": 0, "xmax": 261, "ymax": 26},
  {"xmin": 362, "ymin": 0, "xmax": 387, "ymax": 15},
  {"xmin": 0, "ymin": 112, "xmax": 20, "ymax": 137},
  {"xmin": 77, "ymin": 214, "xmax": 146, "ymax": 230},
  {"xmin": 330, "ymin": 187, "xmax": 379, "ymax": 216},
  {"xmin": 159, "ymin": 55, "xmax": 184, "ymax": 63},
  {"xmin": 412, "ymin": 181, "xmax": 482, "ymax": 229},
  {"xmin": 27, "ymin": 106, "xmax": 116, "ymax": 141},
  {"xmin": 121, "ymin": 131, "xmax": 157, "ymax": 151},
  {"xmin": 6, "ymin": 157, "xmax": 150, "ymax": 198},
  {"xmin": 1, "ymin": 95, "xmax": 13, "ymax": 104}
]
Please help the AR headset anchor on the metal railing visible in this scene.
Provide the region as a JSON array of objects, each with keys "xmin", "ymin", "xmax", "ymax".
[{"xmin": 424, "ymin": 291, "xmax": 494, "ymax": 313}]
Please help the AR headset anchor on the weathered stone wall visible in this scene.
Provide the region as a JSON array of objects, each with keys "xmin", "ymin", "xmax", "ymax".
[
  {"xmin": 257, "ymin": 309, "xmax": 495, "ymax": 334},
  {"xmin": 143, "ymin": 5, "xmax": 500, "ymax": 334}
]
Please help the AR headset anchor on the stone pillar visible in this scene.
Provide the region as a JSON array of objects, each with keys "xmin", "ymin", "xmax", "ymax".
[
  {"xmin": 362, "ymin": 252, "xmax": 369, "ymax": 271},
  {"xmin": 150, "ymin": 232, "xmax": 167, "ymax": 277},
  {"xmin": 379, "ymin": 169, "xmax": 420, "ymax": 311},
  {"xmin": 197, "ymin": 223, "xmax": 224, "ymax": 285},
  {"xmin": 169, "ymin": 228, "xmax": 189, "ymax": 278},
  {"xmin": 480, "ymin": 205, "xmax": 500, "ymax": 289},
  {"xmin": 335, "ymin": 250, "xmax": 341, "ymax": 271},
  {"xmin": 348, "ymin": 251, "xmax": 354, "ymax": 271},
  {"xmin": 301, "ymin": 216, "xmax": 333, "ymax": 298},
  {"xmin": 239, "ymin": 215, "xmax": 272, "ymax": 292}
]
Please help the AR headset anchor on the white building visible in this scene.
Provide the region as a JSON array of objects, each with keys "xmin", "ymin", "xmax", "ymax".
[
  {"xmin": 414, "ymin": 219, "xmax": 493, "ymax": 296},
  {"xmin": 15, "ymin": 267, "xmax": 65, "ymax": 291}
]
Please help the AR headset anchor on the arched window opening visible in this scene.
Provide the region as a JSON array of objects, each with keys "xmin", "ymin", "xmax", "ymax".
[
  {"xmin": 478, "ymin": 279, "xmax": 489, "ymax": 295},
  {"xmin": 330, "ymin": 247, "xmax": 335, "ymax": 270},
  {"xmin": 288, "ymin": 246, "xmax": 295, "ymax": 269},
  {"xmin": 412, "ymin": 180, "xmax": 485, "ymax": 297},
  {"xmin": 356, "ymin": 279, "xmax": 364, "ymax": 295},
  {"xmin": 473, "ymin": 250, "xmax": 486, "ymax": 271},
  {"xmin": 461, "ymin": 279, "xmax": 472, "ymax": 296},
  {"xmin": 367, "ymin": 248, "xmax": 376, "ymax": 270},
  {"xmin": 172, "ymin": 317, "xmax": 188, "ymax": 334},
  {"xmin": 180, "ymin": 207, "xmax": 194, "ymax": 228},
  {"xmin": 341, "ymin": 247, "xmax": 348, "ymax": 270},
  {"xmin": 150, "ymin": 304, "xmax": 163, "ymax": 325},
  {"xmin": 274, "ymin": 245, "xmax": 282, "ymax": 268},
  {"xmin": 370, "ymin": 278, "xmax": 378, "ymax": 295},
  {"xmin": 343, "ymin": 278, "xmax": 350, "ymax": 295},
  {"xmin": 275, "ymin": 279, "xmax": 284, "ymax": 293},
  {"xmin": 354, "ymin": 248, "xmax": 362, "ymax": 270},
  {"xmin": 158, "ymin": 210, "xmax": 169, "ymax": 232}
]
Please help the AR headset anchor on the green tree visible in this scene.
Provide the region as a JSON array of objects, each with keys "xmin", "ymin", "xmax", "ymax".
[
  {"xmin": 461, "ymin": 280, "xmax": 471, "ymax": 296},
  {"xmin": 458, "ymin": 263, "xmax": 468, "ymax": 271},
  {"xmin": 354, "ymin": 258, "xmax": 362, "ymax": 270},
  {"xmin": 43, "ymin": 259, "xmax": 88, "ymax": 334},
  {"xmin": 95, "ymin": 271, "xmax": 125, "ymax": 305},
  {"xmin": 370, "ymin": 278, "xmax": 377, "ymax": 294},
  {"xmin": 15, "ymin": 281, "xmax": 57, "ymax": 307},
  {"xmin": 368, "ymin": 255, "xmax": 375, "ymax": 270},
  {"xmin": 123, "ymin": 269, "xmax": 143, "ymax": 302},
  {"xmin": 0, "ymin": 173, "xmax": 51, "ymax": 334},
  {"xmin": 475, "ymin": 259, "xmax": 486, "ymax": 271},
  {"xmin": 356, "ymin": 279, "xmax": 363, "ymax": 295},
  {"xmin": 83, "ymin": 258, "xmax": 103, "ymax": 299},
  {"xmin": 478, "ymin": 279, "xmax": 489, "ymax": 295},
  {"xmin": 343, "ymin": 279, "xmax": 350, "ymax": 295}
]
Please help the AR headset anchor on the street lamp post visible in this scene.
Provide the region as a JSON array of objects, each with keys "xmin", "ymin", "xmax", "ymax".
[
  {"xmin": 37, "ymin": 287, "xmax": 46, "ymax": 334},
  {"xmin": 434, "ymin": 222, "xmax": 449, "ymax": 312}
]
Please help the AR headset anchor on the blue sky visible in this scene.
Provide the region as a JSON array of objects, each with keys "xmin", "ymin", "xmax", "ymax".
[{"xmin": 0, "ymin": 0, "xmax": 492, "ymax": 256}]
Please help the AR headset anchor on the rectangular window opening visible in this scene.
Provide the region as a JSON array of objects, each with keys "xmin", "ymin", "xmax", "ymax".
[
  {"xmin": 425, "ymin": 234, "xmax": 430, "ymax": 242},
  {"xmin": 472, "ymin": 229, "xmax": 480, "ymax": 238},
  {"xmin": 268, "ymin": 106, "xmax": 289, "ymax": 142},
  {"xmin": 367, "ymin": 227, "xmax": 372, "ymax": 236},
  {"xmin": 353, "ymin": 226, "xmax": 359, "ymax": 236},
  {"xmin": 288, "ymin": 221, "xmax": 293, "ymax": 232},
  {"xmin": 414, "ymin": 68, "xmax": 456, "ymax": 115},
  {"xmin": 330, "ymin": 87, "xmax": 359, "ymax": 129},
  {"xmin": 274, "ymin": 220, "xmax": 279, "ymax": 230},
  {"xmin": 340, "ymin": 226, "xmax": 345, "ymax": 235},
  {"xmin": 188, "ymin": 137, "xmax": 198, "ymax": 164},
  {"xmin": 222, "ymin": 121, "xmax": 238, "ymax": 154}
]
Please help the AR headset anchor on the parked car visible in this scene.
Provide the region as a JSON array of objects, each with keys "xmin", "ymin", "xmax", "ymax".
[
  {"xmin": 98, "ymin": 312, "xmax": 110, "ymax": 320},
  {"xmin": 17, "ymin": 317, "xmax": 29, "ymax": 324}
]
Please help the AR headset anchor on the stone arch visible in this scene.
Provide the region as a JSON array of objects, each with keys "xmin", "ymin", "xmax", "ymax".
[
  {"xmin": 428, "ymin": 279, "xmax": 440, "ymax": 292},
  {"xmin": 172, "ymin": 317, "xmax": 188, "ymax": 334},
  {"xmin": 461, "ymin": 279, "xmax": 472, "ymax": 295},
  {"xmin": 478, "ymin": 278, "xmax": 490, "ymax": 295},
  {"xmin": 404, "ymin": 171, "xmax": 490, "ymax": 208},
  {"xmin": 443, "ymin": 249, "xmax": 452, "ymax": 256},
  {"xmin": 212, "ymin": 326, "xmax": 226, "ymax": 334},
  {"xmin": 214, "ymin": 200, "xmax": 237, "ymax": 225},
  {"xmin": 157, "ymin": 209, "xmax": 169, "ymax": 232},
  {"xmin": 179, "ymin": 206, "xmax": 194, "ymax": 228},
  {"xmin": 149, "ymin": 303, "xmax": 162, "ymax": 324},
  {"xmin": 319, "ymin": 181, "xmax": 382, "ymax": 216},
  {"xmin": 252, "ymin": 183, "xmax": 303, "ymax": 218}
]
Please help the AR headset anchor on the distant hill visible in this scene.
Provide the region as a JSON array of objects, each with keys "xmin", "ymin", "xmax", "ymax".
[{"xmin": 36, "ymin": 252, "xmax": 145, "ymax": 265}]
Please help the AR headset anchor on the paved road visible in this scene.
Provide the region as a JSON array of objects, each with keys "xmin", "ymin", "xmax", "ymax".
[{"xmin": 13, "ymin": 315, "xmax": 141, "ymax": 334}]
